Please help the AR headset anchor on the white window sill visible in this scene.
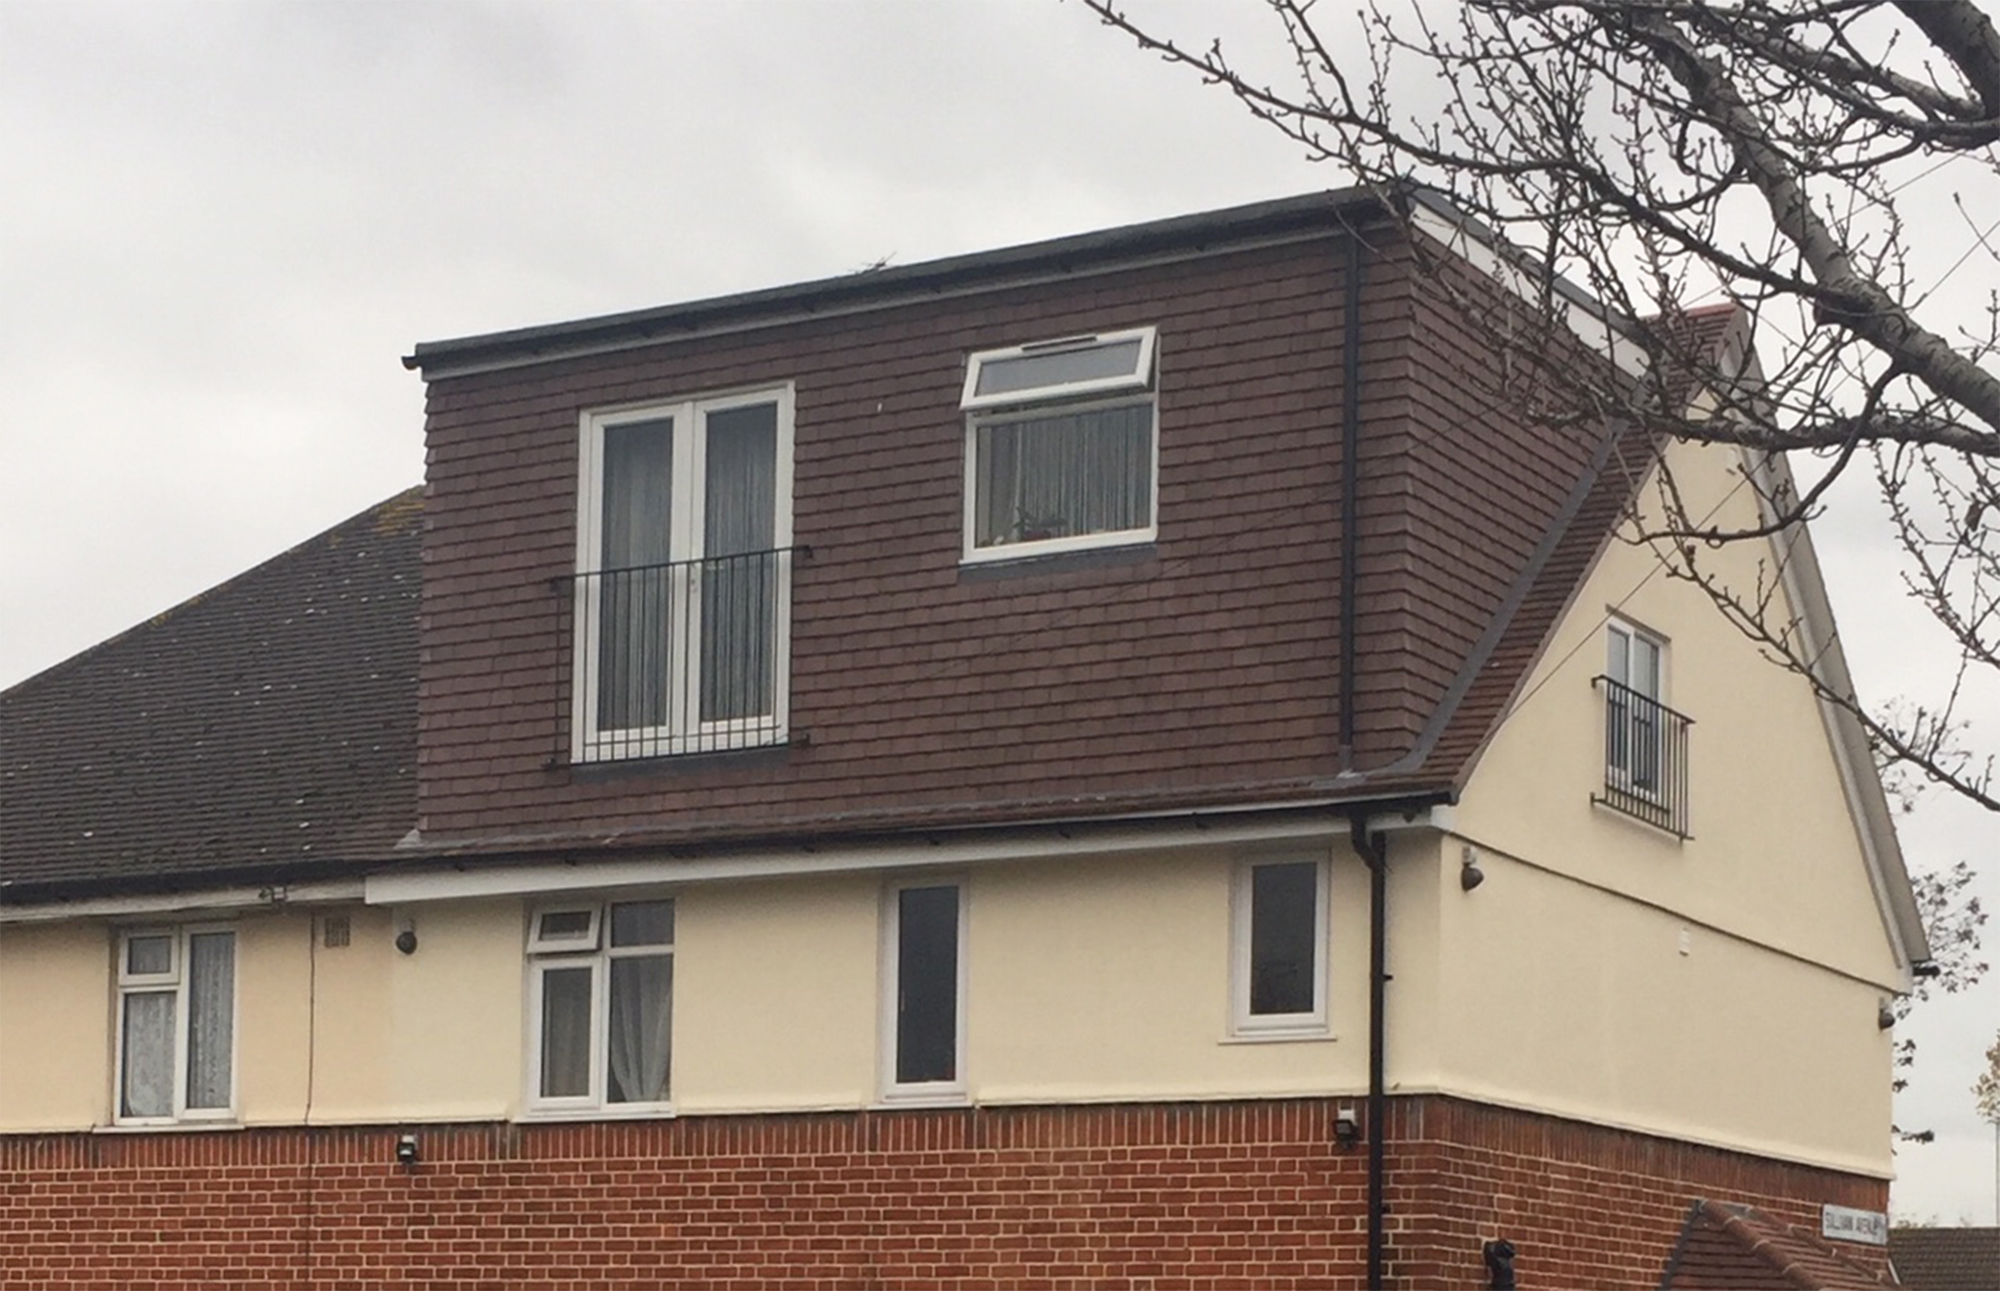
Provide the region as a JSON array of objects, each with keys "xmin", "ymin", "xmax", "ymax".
[
  {"xmin": 875, "ymin": 1087, "xmax": 969, "ymax": 1109},
  {"xmin": 518, "ymin": 1104, "xmax": 675, "ymax": 1123},
  {"xmin": 1220, "ymin": 1028, "xmax": 1337, "ymax": 1045},
  {"xmin": 960, "ymin": 530, "xmax": 1155, "ymax": 566},
  {"xmin": 96, "ymin": 1119, "xmax": 245, "ymax": 1134}
]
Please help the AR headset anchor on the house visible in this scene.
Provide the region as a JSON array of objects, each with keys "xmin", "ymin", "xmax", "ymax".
[
  {"xmin": 0, "ymin": 190, "xmax": 1928, "ymax": 1289},
  {"xmin": 1890, "ymin": 1228, "xmax": 2000, "ymax": 1291}
]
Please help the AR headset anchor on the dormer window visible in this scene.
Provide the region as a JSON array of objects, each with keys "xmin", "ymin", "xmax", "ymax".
[
  {"xmin": 960, "ymin": 328, "xmax": 1159, "ymax": 560},
  {"xmin": 573, "ymin": 387, "xmax": 795, "ymax": 762}
]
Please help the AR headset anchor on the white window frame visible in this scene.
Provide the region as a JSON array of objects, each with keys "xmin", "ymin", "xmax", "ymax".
[
  {"xmin": 959, "ymin": 328, "xmax": 1160, "ymax": 563},
  {"xmin": 1604, "ymin": 617, "xmax": 1669, "ymax": 799},
  {"xmin": 878, "ymin": 877, "xmax": 968, "ymax": 1104},
  {"xmin": 573, "ymin": 384, "xmax": 795, "ymax": 763},
  {"xmin": 1229, "ymin": 856, "xmax": 1331, "ymax": 1039},
  {"xmin": 523, "ymin": 898, "xmax": 675, "ymax": 1117},
  {"xmin": 113, "ymin": 925, "xmax": 238, "ymax": 1125}
]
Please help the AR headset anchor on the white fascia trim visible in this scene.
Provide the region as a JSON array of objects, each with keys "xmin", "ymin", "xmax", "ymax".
[
  {"xmin": 1, "ymin": 879, "xmax": 366, "ymax": 925},
  {"xmin": 362, "ymin": 810, "xmax": 1452, "ymax": 906},
  {"xmin": 1744, "ymin": 450, "xmax": 1923, "ymax": 987},
  {"xmin": 1406, "ymin": 203, "xmax": 1647, "ymax": 379}
]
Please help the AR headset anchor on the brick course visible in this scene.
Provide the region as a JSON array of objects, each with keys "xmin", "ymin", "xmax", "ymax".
[{"xmin": 0, "ymin": 1097, "xmax": 1885, "ymax": 1289}]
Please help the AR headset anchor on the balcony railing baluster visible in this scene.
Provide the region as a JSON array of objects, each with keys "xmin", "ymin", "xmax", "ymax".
[{"xmin": 1592, "ymin": 675, "xmax": 1693, "ymax": 838}]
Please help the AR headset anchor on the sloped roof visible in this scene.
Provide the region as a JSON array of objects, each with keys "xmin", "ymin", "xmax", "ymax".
[
  {"xmin": 1661, "ymin": 1201, "xmax": 1893, "ymax": 1291},
  {"xmin": 0, "ymin": 490, "xmax": 422, "ymax": 902},
  {"xmin": 1891, "ymin": 1228, "xmax": 2000, "ymax": 1291}
]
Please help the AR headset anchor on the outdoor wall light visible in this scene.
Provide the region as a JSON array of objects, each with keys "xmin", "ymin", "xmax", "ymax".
[
  {"xmin": 1460, "ymin": 845, "xmax": 1486, "ymax": 892},
  {"xmin": 1483, "ymin": 1238, "xmax": 1517, "ymax": 1290},
  {"xmin": 1334, "ymin": 1104, "xmax": 1361, "ymax": 1148},
  {"xmin": 1878, "ymin": 1001, "xmax": 1896, "ymax": 1031},
  {"xmin": 395, "ymin": 921, "xmax": 418, "ymax": 955},
  {"xmin": 396, "ymin": 1134, "xmax": 420, "ymax": 1169}
]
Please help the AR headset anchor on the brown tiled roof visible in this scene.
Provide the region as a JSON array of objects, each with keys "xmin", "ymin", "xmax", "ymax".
[
  {"xmin": 1661, "ymin": 1201, "xmax": 1893, "ymax": 1291},
  {"xmin": 0, "ymin": 490, "xmax": 421, "ymax": 901},
  {"xmin": 1891, "ymin": 1228, "xmax": 2000, "ymax": 1291}
]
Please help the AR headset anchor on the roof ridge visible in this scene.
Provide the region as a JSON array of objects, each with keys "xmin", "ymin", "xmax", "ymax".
[{"xmin": 2, "ymin": 485, "xmax": 422, "ymax": 699}]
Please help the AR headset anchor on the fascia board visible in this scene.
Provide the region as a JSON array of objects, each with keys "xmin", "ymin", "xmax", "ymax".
[
  {"xmin": 0, "ymin": 879, "xmax": 366, "ymax": 925},
  {"xmin": 360, "ymin": 811, "xmax": 1450, "ymax": 906}
]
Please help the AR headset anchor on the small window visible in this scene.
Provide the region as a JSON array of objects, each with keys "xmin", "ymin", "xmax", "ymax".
[
  {"xmin": 1230, "ymin": 858, "xmax": 1329, "ymax": 1037},
  {"xmin": 526, "ymin": 899, "xmax": 674, "ymax": 1112},
  {"xmin": 116, "ymin": 927, "xmax": 235, "ymax": 1123},
  {"xmin": 1596, "ymin": 619, "xmax": 1693, "ymax": 836},
  {"xmin": 960, "ymin": 329, "xmax": 1158, "ymax": 561},
  {"xmin": 882, "ymin": 880, "xmax": 966, "ymax": 1099}
]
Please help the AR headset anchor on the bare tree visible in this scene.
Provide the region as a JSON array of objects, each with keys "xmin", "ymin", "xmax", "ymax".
[{"xmin": 1082, "ymin": 0, "xmax": 2000, "ymax": 810}]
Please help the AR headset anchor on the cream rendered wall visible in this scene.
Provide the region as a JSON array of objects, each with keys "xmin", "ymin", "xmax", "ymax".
[
  {"xmin": 968, "ymin": 848, "xmax": 1371, "ymax": 1103},
  {"xmin": 1453, "ymin": 437, "xmax": 1903, "ymax": 986},
  {"xmin": 1422, "ymin": 832, "xmax": 1895, "ymax": 1173},
  {"xmin": 0, "ymin": 921, "xmax": 108, "ymax": 1130},
  {"xmin": 1440, "ymin": 437, "xmax": 1905, "ymax": 1173},
  {"xmin": 383, "ymin": 897, "xmax": 521, "ymax": 1120}
]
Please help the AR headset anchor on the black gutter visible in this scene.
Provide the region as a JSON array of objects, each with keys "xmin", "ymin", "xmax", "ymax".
[
  {"xmin": 1339, "ymin": 225, "xmax": 1366, "ymax": 770},
  {"xmin": 1351, "ymin": 816, "xmax": 1392, "ymax": 1290}
]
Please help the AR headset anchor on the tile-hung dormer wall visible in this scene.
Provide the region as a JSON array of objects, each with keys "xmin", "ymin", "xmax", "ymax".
[{"xmin": 410, "ymin": 212, "xmax": 1605, "ymax": 853}]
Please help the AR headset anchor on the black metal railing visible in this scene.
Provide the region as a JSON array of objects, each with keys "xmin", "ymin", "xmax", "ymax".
[
  {"xmin": 555, "ymin": 548, "xmax": 793, "ymax": 763},
  {"xmin": 1592, "ymin": 675, "xmax": 1693, "ymax": 838}
]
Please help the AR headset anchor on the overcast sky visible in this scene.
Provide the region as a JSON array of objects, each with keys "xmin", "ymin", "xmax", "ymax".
[{"xmin": 1, "ymin": 0, "xmax": 1993, "ymax": 1224}]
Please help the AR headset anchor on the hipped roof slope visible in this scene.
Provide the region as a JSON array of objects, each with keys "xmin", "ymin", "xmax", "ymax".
[
  {"xmin": 0, "ymin": 490, "xmax": 422, "ymax": 902},
  {"xmin": 1890, "ymin": 1228, "xmax": 2000, "ymax": 1291},
  {"xmin": 1661, "ymin": 1201, "xmax": 1893, "ymax": 1291}
]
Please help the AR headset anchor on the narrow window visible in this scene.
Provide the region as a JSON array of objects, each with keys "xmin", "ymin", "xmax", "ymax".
[
  {"xmin": 528, "ymin": 899, "xmax": 674, "ymax": 1111},
  {"xmin": 116, "ymin": 927, "xmax": 235, "ymax": 1122},
  {"xmin": 1606, "ymin": 621, "xmax": 1665, "ymax": 793},
  {"xmin": 1232, "ymin": 859, "xmax": 1329, "ymax": 1036},
  {"xmin": 886, "ymin": 881, "xmax": 965, "ymax": 1095},
  {"xmin": 961, "ymin": 329, "xmax": 1158, "ymax": 560}
]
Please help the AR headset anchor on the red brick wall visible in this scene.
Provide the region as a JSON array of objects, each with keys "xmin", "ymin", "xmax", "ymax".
[{"xmin": 0, "ymin": 1097, "xmax": 1885, "ymax": 1289}]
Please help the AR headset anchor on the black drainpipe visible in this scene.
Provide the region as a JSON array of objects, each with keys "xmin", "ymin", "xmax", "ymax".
[
  {"xmin": 1339, "ymin": 230, "xmax": 1365, "ymax": 772},
  {"xmin": 1351, "ymin": 815, "xmax": 1391, "ymax": 1290}
]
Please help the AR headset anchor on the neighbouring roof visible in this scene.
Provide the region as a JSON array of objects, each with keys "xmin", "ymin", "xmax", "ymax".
[
  {"xmin": 1661, "ymin": 1200, "xmax": 1893, "ymax": 1291},
  {"xmin": 1891, "ymin": 1228, "xmax": 2000, "ymax": 1291},
  {"xmin": 0, "ymin": 489, "xmax": 422, "ymax": 903}
]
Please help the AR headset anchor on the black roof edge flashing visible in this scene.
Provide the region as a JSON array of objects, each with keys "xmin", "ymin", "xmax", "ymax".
[{"xmin": 404, "ymin": 187, "xmax": 1395, "ymax": 377}]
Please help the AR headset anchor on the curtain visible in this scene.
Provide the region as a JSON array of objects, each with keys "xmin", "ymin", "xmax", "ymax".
[
  {"xmin": 597, "ymin": 418, "xmax": 675, "ymax": 731},
  {"xmin": 121, "ymin": 991, "xmax": 175, "ymax": 1118},
  {"xmin": 606, "ymin": 955, "xmax": 673, "ymax": 1104},
  {"xmin": 973, "ymin": 403, "xmax": 1151, "ymax": 547},
  {"xmin": 702, "ymin": 404, "xmax": 778, "ymax": 722},
  {"xmin": 184, "ymin": 932, "xmax": 234, "ymax": 1109}
]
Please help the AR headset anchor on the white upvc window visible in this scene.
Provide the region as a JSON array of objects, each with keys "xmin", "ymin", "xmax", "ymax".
[
  {"xmin": 1605, "ymin": 618, "xmax": 1667, "ymax": 795},
  {"xmin": 879, "ymin": 879, "xmax": 967, "ymax": 1102},
  {"xmin": 115, "ymin": 926, "xmax": 236, "ymax": 1123},
  {"xmin": 1229, "ymin": 857, "xmax": 1330, "ymax": 1038},
  {"xmin": 960, "ymin": 328, "xmax": 1159, "ymax": 561},
  {"xmin": 526, "ymin": 899, "xmax": 675, "ymax": 1114},
  {"xmin": 574, "ymin": 385, "xmax": 795, "ymax": 762}
]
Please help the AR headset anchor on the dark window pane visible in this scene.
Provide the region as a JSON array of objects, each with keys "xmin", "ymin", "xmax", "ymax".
[
  {"xmin": 597, "ymin": 418, "xmax": 674, "ymax": 732},
  {"xmin": 537, "ymin": 909, "xmax": 595, "ymax": 946},
  {"xmin": 540, "ymin": 966, "xmax": 593, "ymax": 1098},
  {"xmin": 184, "ymin": 932, "xmax": 234, "ymax": 1110},
  {"xmin": 702, "ymin": 404, "xmax": 779, "ymax": 722},
  {"xmin": 126, "ymin": 935, "xmax": 173, "ymax": 977},
  {"xmin": 895, "ymin": 885, "xmax": 960, "ymax": 1084},
  {"xmin": 610, "ymin": 900, "xmax": 673, "ymax": 948},
  {"xmin": 1249, "ymin": 862, "xmax": 1318, "ymax": 1016}
]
